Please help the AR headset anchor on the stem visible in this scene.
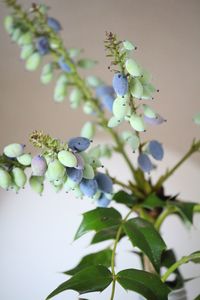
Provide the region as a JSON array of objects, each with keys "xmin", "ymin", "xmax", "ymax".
[
  {"xmin": 154, "ymin": 140, "xmax": 200, "ymax": 191},
  {"xmin": 161, "ymin": 252, "xmax": 200, "ymax": 282},
  {"xmin": 154, "ymin": 206, "xmax": 177, "ymax": 231},
  {"xmin": 110, "ymin": 210, "xmax": 133, "ymax": 300}
]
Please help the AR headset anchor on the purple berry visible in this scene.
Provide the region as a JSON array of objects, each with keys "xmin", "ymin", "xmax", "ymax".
[
  {"xmin": 80, "ymin": 178, "xmax": 98, "ymax": 197},
  {"xmin": 144, "ymin": 114, "xmax": 166, "ymax": 125},
  {"xmin": 95, "ymin": 172, "xmax": 113, "ymax": 193},
  {"xmin": 112, "ymin": 73, "xmax": 128, "ymax": 96},
  {"xmin": 96, "ymin": 85, "xmax": 115, "ymax": 97},
  {"xmin": 36, "ymin": 36, "xmax": 49, "ymax": 56},
  {"xmin": 68, "ymin": 137, "xmax": 90, "ymax": 152},
  {"xmin": 58, "ymin": 57, "xmax": 71, "ymax": 73},
  {"xmin": 47, "ymin": 17, "xmax": 62, "ymax": 32},
  {"xmin": 97, "ymin": 193, "xmax": 111, "ymax": 207},
  {"xmin": 138, "ymin": 153, "xmax": 153, "ymax": 173},
  {"xmin": 73, "ymin": 153, "xmax": 84, "ymax": 169},
  {"xmin": 66, "ymin": 167, "xmax": 83, "ymax": 183},
  {"xmin": 31, "ymin": 155, "xmax": 47, "ymax": 176},
  {"xmin": 148, "ymin": 140, "xmax": 164, "ymax": 161}
]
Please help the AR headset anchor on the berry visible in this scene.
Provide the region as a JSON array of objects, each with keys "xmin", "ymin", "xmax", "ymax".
[
  {"xmin": 80, "ymin": 178, "xmax": 98, "ymax": 197},
  {"xmin": 29, "ymin": 176, "xmax": 44, "ymax": 195},
  {"xmin": 73, "ymin": 153, "xmax": 84, "ymax": 170},
  {"xmin": 58, "ymin": 150, "xmax": 77, "ymax": 167},
  {"xmin": 26, "ymin": 52, "xmax": 41, "ymax": 71},
  {"xmin": 12, "ymin": 167, "xmax": 27, "ymax": 188},
  {"xmin": 58, "ymin": 56, "xmax": 71, "ymax": 73},
  {"xmin": 66, "ymin": 167, "xmax": 83, "ymax": 183},
  {"xmin": 130, "ymin": 78, "xmax": 143, "ymax": 98},
  {"xmin": 95, "ymin": 172, "xmax": 113, "ymax": 193},
  {"xmin": 47, "ymin": 17, "xmax": 62, "ymax": 32},
  {"xmin": 143, "ymin": 114, "xmax": 166, "ymax": 125},
  {"xmin": 17, "ymin": 153, "xmax": 32, "ymax": 166},
  {"xmin": 113, "ymin": 97, "xmax": 128, "ymax": 119},
  {"xmin": 46, "ymin": 159, "xmax": 66, "ymax": 181},
  {"xmin": 138, "ymin": 153, "xmax": 153, "ymax": 173},
  {"xmin": 0, "ymin": 168, "xmax": 12, "ymax": 190},
  {"xmin": 4, "ymin": 143, "xmax": 24, "ymax": 158},
  {"xmin": 125, "ymin": 59, "xmax": 141, "ymax": 77},
  {"xmin": 97, "ymin": 193, "xmax": 111, "ymax": 207},
  {"xmin": 96, "ymin": 85, "xmax": 115, "ymax": 97},
  {"xmin": 81, "ymin": 122, "xmax": 95, "ymax": 140},
  {"xmin": 83, "ymin": 164, "xmax": 95, "ymax": 179},
  {"xmin": 112, "ymin": 73, "xmax": 128, "ymax": 96},
  {"xmin": 130, "ymin": 113, "xmax": 146, "ymax": 132},
  {"xmin": 148, "ymin": 140, "xmax": 164, "ymax": 161},
  {"xmin": 31, "ymin": 155, "xmax": 47, "ymax": 176},
  {"xmin": 36, "ymin": 36, "xmax": 49, "ymax": 55},
  {"xmin": 68, "ymin": 137, "xmax": 90, "ymax": 152}
]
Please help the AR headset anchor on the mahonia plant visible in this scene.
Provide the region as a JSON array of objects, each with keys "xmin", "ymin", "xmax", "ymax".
[{"xmin": 1, "ymin": 1, "xmax": 200, "ymax": 299}]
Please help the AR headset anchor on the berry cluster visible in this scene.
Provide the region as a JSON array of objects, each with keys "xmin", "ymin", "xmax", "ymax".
[{"xmin": 0, "ymin": 134, "xmax": 113, "ymax": 207}]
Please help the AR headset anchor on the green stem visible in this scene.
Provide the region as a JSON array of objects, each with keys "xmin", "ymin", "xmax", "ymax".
[
  {"xmin": 162, "ymin": 252, "xmax": 200, "ymax": 282},
  {"xmin": 154, "ymin": 140, "xmax": 200, "ymax": 191},
  {"xmin": 154, "ymin": 206, "xmax": 177, "ymax": 231},
  {"xmin": 110, "ymin": 209, "xmax": 133, "ymax": 300}
]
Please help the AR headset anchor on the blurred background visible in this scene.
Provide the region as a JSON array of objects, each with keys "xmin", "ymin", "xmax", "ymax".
[{"xmin": 0, "ymin": 0, "xmax": 200, "ymax": 299}]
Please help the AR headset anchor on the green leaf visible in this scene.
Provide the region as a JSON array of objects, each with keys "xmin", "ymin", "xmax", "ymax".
[
  {"xmin": 117, "ymin": 269, "xmax": 170, "ymax": 300},
  {"xmin": 169, "ymin": 201, "xmax": 196, "ymax": 223},
  {"xmin": 46, "ymin": 265, "xmax": 112, "ymax": 299},
  {"xmin": 123, "ymin": 217, "xmax": 166, "ymax": 271},
  {"xmin": 77, "ymin": 59, "xmax": 97, "ymax": 69},
  {"xmin": 142, "ymin": 193, "xmax": 165, "ymax": 209},
  {"xmin": 75, "ymin": 207, "xmax": 122, "ymax": 240},
  {"xmin": 194, "ymin": 295, "xmax": 200, "ymax": 300},
  {"xmin": 161, "ymin": 249, "xmax": 184, "ymax": 289},
  {"xmin": 64, "ymin": 249, "xmax": 112, "ymax": 275},
  {"xmin": 90, "ymin": 226, "xmax": 121, "ymax": 244},
  {"xmin": 113, "ymin": 190, "xmax": 138, "ymax": 208},
  {"xmin": 190, "ymin": 251, "xmax": 200, "ymax": 263}
]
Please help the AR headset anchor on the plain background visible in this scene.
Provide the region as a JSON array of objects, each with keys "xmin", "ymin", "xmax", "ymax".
[{"xmin": 0, "ymin": 0, "xmax": 200, "ymax": 299}]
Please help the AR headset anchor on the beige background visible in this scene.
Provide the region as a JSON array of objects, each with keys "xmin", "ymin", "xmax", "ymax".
[{"xmin": 0, "ymin": 0, "xmax": 200, "ymax": 300}]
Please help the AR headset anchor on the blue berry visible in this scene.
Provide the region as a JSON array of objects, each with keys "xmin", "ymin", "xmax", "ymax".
[
  {"xmin": 80, "ymin": 178, "xmax": 98, "ymax": 197},
  {"xmin": 68, "ymin": 137, "xmax": 90, "ymax": 152},
  {"xmin": 112, "ymin": 73, "xmax": 128, "ymax": 96},
  {"xmin": 47, "ymin": 17, "xmax": 62, "ymax": 32},
  {"xmin": 97, "ymin": 193, "xmax": 111, "ymax": 207},
  {"xmin": 66, "ymin": 167, "xmax": 83, "ymax": 183},
  {"xmin": 95, "ymin": 172, "xmax": 113, "ymax": 193},
  {"xmin": 138, "ymin": 153, "xmax": 153, "ymax": 173},
  {"xmin": 148, "ymin": 140, "xmax": 164, "ymax": 161},
  {"xmin": 36, "ymin": 36, "xmax": 49, "ymax": 56},
  {"xmin": 96, "ymin": 85, "xmax": 115, "ymax": 97},
  {"xmin": 58, "ymin": 57, "xmax": 71, "ymax": 73},
  {"xmin": 101, "ymin": 94, "xmax": 114, "ymax": 112}
]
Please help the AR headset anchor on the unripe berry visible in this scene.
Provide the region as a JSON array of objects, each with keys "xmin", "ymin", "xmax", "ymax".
[
  {"xmin": 125, "ymin": 59, "xmax": 141, "ymax": 77},
  {"xmin": 29, "ymin": 176, "xmax": 44, "ymax": 195},
  {"xmin": 58, "ymin": 150, "xmax": 77, "ymax": 167},
  {"xmin": 31, "ymin": 155, "xmax": 47, "ymax": 176},
  {"xmin": 4, "ymin": 143, "xmax": 24, "ymax": 158},
  {"xmin": 83, "ymin": 164, "xmax": 95, "ymax": 179},
  {"xmin": 0, "ymin": 168, "xmax": 12, "ymax": 190},
  {"xmin": 12, "ymin": 167, "xmax": 27, "ymax": 188},
  {"xmin": 46, "ymin": 159, "xmax": 66, "ymax": 181}
]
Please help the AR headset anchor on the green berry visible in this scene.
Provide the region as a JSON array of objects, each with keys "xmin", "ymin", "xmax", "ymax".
[
  {"xmin": 0, "ymin": 168, "xmax": 12, "ymax": 190},
  {"xmin": 26, "ymin": 52, "xmax": 41, "ymax": 71},
  {"xmin": 125, "ymin": 59, "xmax": 141, "ymax": 77},
  {"xmin": 4, "ymin": 15, "xmax": 14, "ymax": 34},
  {"xmin": 4, "ymin": 143, "xmax": 24, "ymax": 158},
  {"xmin": 12, "ymin": 167, "xmax": 27, "ymax": 188},
  {"xmin": 46, "ymin": 159, "xmax": 66, "ymax": 181},
  {"xmin": 40, "ymin": 63, "xmax": 53, "ymax": 84},
  {"xmin": 83, "ymin": 164, "xmax": 95, "ymax": 179},
  {"xmin": 29, "ymin": 176, "xmax": 44, "ymax": 195},
  {"xmin": 58, "ymin": 150, "xmax": 77, "ymax": 167},
  {"xmin": 130, "ymin": 113, "xmax": 146, "ymax": 132},
  {"xmin": 20, "ymin": 44, "xmax": 34, "ymax": 60},
  {"xmin": 17, "ymin": 153, "xmax": 32, "ymax": 166},
  {"xmin": 81, "ymin": 122, "xmax": 95, "ymax": 139}
]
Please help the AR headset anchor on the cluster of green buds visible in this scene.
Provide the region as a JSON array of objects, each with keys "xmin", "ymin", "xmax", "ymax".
[{"xmin": 0, "ymin": 131, "xmax": 113, "ymax": 207}]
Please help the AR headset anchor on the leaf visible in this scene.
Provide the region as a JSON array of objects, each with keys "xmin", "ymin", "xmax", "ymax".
[
  {"xmin": 46, "ymin": 265, "xmax": 112, "ymax": 299},
  {"xmin": 117, "ymin": 269, "xmax": 170, "ymax": 300},
  {"xmin": 77, "ymin": 59, "xmax": 97, "ymax": 69},
  {"xmin": 142, "ymin": 193, "xmax": 165, "ymax": 209},
  {"xmin": 161, "ymin": 249, "xmax": 184, "ymax": 289},
  {"xmin": 194, "ymin": 295, "xmax": 200, "ymax": 300},
  {"xmin": 74, "ymin": 207, "xmax": 122, "ymax": 240},
  {"xmin": 90, "ymin": 226, "xmax": 121, "ymax": 244},
  {"xmin": 64, "ymin": 249, "xmax": 112, "ymax": 275},
  {"xmin": 190, "ymin": 251, "xmax": 200, "ymax": 263},
  {"xmin": 113, "ymin": 190, "xmax": 138, "ymax": 208},
  {"xmin": 169, "ymin": 201, "xmax": 196, "ymax": 223},
  {"xmin": 123, "ymin": 217, "xmax": 166, "ymax": 271}
]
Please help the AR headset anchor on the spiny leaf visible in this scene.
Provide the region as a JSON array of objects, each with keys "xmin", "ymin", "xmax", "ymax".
[
  {"xmin": 123, "ymin": 217, "xmax": 166, "ymax": 271},
  {"xmin": 74, "ymin": 207, "xmax": 122, "ymax": 240},
  {"xmin": 46, "ymin": 265, "xmax": 112, "ymax": 299},
  {"xmin": 117, "ymin": 268, "xmax": 170, "ymax": 300},
  {"xmin": 113, "ymin": 190, "xmax": 138, "ymax": 208},
  {"xmin": 63, "ymin": 249, "xmax": 112, "ymax": 275}
]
